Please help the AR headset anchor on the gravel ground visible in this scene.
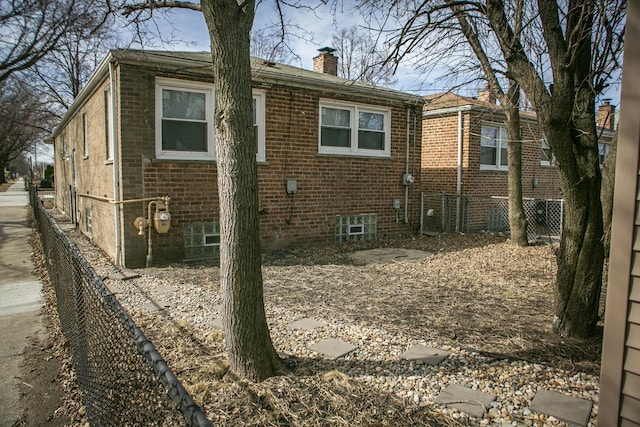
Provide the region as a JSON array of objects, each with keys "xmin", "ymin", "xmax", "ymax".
[{"xmin": 58, "ymin": 224, "xmax": 602, "ymax": 426}]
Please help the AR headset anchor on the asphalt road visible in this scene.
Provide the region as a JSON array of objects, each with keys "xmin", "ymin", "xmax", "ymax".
[{"xmin": 0, "ymin": 182, "xmax": 44, "ymax": 426}]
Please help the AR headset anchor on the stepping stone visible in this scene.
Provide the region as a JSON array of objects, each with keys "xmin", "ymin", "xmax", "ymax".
[
  {"xmin": 434, "ymin": 384, "xmax": 496, "ymax": 418},
  {"xmin": 399, "ymin": 345, "xmax": 451, "ymax": 365},
  {"xmin": 530, "ymin": 390, "xmax": 593, "ymax": 426},
  {"xmin": 108, "ymin": 270, "xmax": 140, "ymax": 280},
  {"xmin": 108, "ymin": 283, "xmax": 124, "ymax": 294},
  {"xmin": 287, "ymin": 318, "xmax": 327, "ymax": 330},
  {"xmin": 309, "ymin": 338, "xmax": 357, "ymax": 359},
  {"xmin": 208, "ymin": 318, "xmax": 223, "ymax": 330},
  {"xmin": 154, "ymin": 285, "xmax": 177, "ymax": 294},
  {"xmin": 140, "ymin": 301, "xmax": 171, "ymax": 312}
]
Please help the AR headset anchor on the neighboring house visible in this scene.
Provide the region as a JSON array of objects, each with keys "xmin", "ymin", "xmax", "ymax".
[
  {"xmin": 50, "ymin": 49, "xmax": 423, "ymax": 267},
  {"xmin": 419, "ymin": 90, "xmax": 615, "ymax": 236},
  {"xmin": 600, "ymin": 2, "xmax": 640, "ymax": 423}
]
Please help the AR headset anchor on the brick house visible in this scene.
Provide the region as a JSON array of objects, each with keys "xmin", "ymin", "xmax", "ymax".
[
  {"xmin": 50, "ymin": 49, "xmax": 423, "ymax": 267},
  {"xmin": 419, "ymin": 90, "xmax": 615, "ymax": 237}
]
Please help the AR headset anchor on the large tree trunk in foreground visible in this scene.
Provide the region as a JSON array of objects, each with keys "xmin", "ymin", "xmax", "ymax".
[
  {"xmin": 505, "ymin": 83, "xmax": 528, "ymax": 246},
  {"xmin": 202, "ymin": 0, "xmax": 279, "ymax": 381},
  {"xmin": 485, "ymin": 0, "xmax": 604, "ymax": 338}
]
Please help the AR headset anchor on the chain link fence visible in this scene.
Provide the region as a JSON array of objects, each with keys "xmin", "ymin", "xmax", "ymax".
[
  {"xmin": 30, "ymin": 187, "xmax": 211, "ymax": 426},
  {"xmin": 420, "ymin": 193, "xmax": 564, "ymax": 243}
]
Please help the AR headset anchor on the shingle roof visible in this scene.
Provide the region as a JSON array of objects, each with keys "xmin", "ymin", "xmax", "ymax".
[{"xmin": 423, "ymin": 92, "xmax": 500, "ymax": 111}]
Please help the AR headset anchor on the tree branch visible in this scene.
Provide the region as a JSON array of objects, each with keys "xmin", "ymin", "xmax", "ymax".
[{"xmin": 122, "ymin": 0, "xmax": 202, "ymax": 16}]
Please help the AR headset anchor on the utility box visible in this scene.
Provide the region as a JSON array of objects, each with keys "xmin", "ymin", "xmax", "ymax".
[{"xmin": 286, "ymin": 179, "xmax": 298, "ymax": 194}]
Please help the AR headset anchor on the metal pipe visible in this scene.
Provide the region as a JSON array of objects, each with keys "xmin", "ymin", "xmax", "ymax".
[
  {"xmin": 109, "ymin": 61, "xmax": 122, "ymax": 266},
  {"xmin": 455, "ymin": 110, "xmax": 463, "ymax": 233},
  {"xmin": 404, "ymin": 106, "xmax": 410, "ymax": 223},
  {"xmin": 78, "ymin": 193, "xmax": 170, "ymax": 205}
]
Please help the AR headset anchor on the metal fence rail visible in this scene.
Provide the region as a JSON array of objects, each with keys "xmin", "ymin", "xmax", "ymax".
[
  {"xmin": 30, "ymin": 188, "xmax": 211, "ymax": 426},
  {"xmin": 420, "ymin": 193, "xmax": 564, "ymax": 243}
]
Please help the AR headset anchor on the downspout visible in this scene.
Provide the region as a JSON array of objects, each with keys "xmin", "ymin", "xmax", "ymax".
[
  {"xmin": 109, "ymin": 60, "xmax": 122, "ymax": 266},
  {"xmin": 455, "ymin": 110, "xmax": 463, "ymax": 233},
  {"xmin": 404, "ymin": 106, "xmax": 410, "ymax": 223}
]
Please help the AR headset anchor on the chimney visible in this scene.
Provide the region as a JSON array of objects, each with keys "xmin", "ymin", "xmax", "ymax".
[
  {"xmin": 313, "ymin": 47, "xmax": 338, "ymax": 76},
  {"xmin": 477, "ymin": 85, "xmax": 496, "ymax": 105},
  {"xmin": 598, "ymin": 100, "xmax": 615, "ymax": 130}
]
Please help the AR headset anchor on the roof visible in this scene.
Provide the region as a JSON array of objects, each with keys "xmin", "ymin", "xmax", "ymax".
[
  {"xmin": 423, "ymin": 92, "xmax": 500, "ymax": 111},
  {"xmin": 51, "ymin": 49, "xmax": 423, "ymax": 138},
  {"xmin": 423, "ymin": 92, "xmax": 538, "ymax": 122}
]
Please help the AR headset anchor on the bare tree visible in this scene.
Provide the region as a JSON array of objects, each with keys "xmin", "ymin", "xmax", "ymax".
[
  {"xmin": 122, "ymin": 0, "xmax": 282, "ymax": 381},
  {"xmin": 364, "ymin": 0, "xmax": 624, "ymax": 337},
  {"xmin": 29, "ymin": 20, "xmax": 120, "ymax": 114},
  {"xmin": 0, "ymin": 79, "xmax": 55, "ymax": 184},
  {"xmin": 0, "ymin": 0, "xmax": 107, "ymax": 85},
  {"xmin": 250, "ymin": 26, "xmax": 296, "ymax": 64},
  {"xmin": 332, "ymin": 26, "xmax": 398, "ymax": 86}
]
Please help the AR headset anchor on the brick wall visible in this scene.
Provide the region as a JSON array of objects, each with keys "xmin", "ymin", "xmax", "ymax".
[
  {"xmin": 116, "ymin": 64, "xmax": 422, "ymax": 267},
  {"xmin": 54, "ymin": 77, "xmax": 120, "ymax": 261},
  {"xmin": 421, "ymin": 109, "xmax": 562, "ymax": 200}
]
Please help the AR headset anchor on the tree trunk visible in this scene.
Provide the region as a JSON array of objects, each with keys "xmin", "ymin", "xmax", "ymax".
[
  {"xmin": 201, "ymin": 0, "xmax": 280, "ymax": 381},
  {"xmin": 547, "ymin": 89, "xmax": 604, "ymax": 338},
  {"xmin": 0, "ymin": 164, "xmax": 6, "ymax": 184},
  {"xmin": 601, "ymin": 127, "xmax": 617, "ymax": 257},
  {"xmin": 484, "ymin": 0, "xmax": 604, "ymax": 337},
  {"xmin": 505, "ymin": 83, "xmax": 528, "ymax": 246}
]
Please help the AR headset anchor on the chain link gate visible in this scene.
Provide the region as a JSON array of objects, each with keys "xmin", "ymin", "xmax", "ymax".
[{"xmin": 30, "ymin": 188, "xmax": 211, "ymax": 426}]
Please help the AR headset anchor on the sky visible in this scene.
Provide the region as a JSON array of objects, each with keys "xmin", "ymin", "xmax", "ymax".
[
  {"xmin": 125, "ymin": 1, "xmax": 622, "ymax": 104},
  {"xmin": 124, "ymin": 1, "xmax": 431, "ymax": 95}
]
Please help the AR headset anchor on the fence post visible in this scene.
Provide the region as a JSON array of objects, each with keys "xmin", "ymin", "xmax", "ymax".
[
  {"xmin": 420, "ymin": 193, "xmax": 424, "ymax": 235},
  {"xmin": 441, "ymin": 193, "xmax": 446, "ymax": 232}
]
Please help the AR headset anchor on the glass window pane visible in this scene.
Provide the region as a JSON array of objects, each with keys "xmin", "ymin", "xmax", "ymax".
[
  {"xmin": 162, "ymin": 120, "xmax": 207, "ymax": 151},
  {"xmin": 358, "ymin": 130, "xmax": 384, "ymax": 150},
  {"xmin": 359, "ymin": 112, "xmax": 384, "ymax": 131},
  {"xmin": 480, "ymin": 146, "xmax": 496, "ymax": 165},
  {"xmin": 162, "ymin": 89, "xmax": 206, "ymax": 120},
  {"xmin": 480, "ymin": 126, "xmax": 497, "ymax": 147},
  {"xmin": 252, "ymin": 98, "xmax": 257, "ymax": 125},
  {"xmin": 321, "ymin": 127, "xmax": 351, "ymax": 147},
  {"xmin": 322, "ymin": 107, "xmax": 350, "ymax": 127},
  {"xmin": 500, "ymin": 144, "xmax": 508, "ymax": 166}
]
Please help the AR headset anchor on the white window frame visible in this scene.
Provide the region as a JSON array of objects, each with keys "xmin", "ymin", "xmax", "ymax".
[
  {"xmin": 540, "ymin": 138, "xmax": 555, "ymax": 167},
  {"xmin": 318, "ymin": 99, "xmax": 391, "ymax": 158},
  {"xmin": 480, "ymin": 123, "xmax": 508, "ymax": 171},
  {"xmin": 599, "ymin": 142, "xmax": 610, "ymax": 165},
  {"xmin": 82, "ymin": 112, "xmax": 89, "ymax": 158},
  {"xmin": 104, "ymin": 85, "xmax": 114, "ymax": 161},
  {"xmin": 155, "ymin": 77, "xmax": 215, "ymax": 161},
  {"xmin": 253, "ymin": 90, "xmax": 266, "ymax": 163},
  {"xmin": 60, "ymin": 132, "xmax": 67, "ymax": 158}
]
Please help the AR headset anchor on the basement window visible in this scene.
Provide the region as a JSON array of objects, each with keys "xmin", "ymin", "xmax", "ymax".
[
  {"xmin": 184, "ymin": 222, "xmax": 220, "ymax": 260},
  {"xmin": 335, "ymin": 214, "xmax": 377, "ymax": 242}
]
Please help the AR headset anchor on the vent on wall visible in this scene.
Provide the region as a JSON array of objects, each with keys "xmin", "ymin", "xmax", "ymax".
[
  {"xmin": 184, "ymin": 222, "xmax": 220, "ymax": 260},
  {"xmin": 335, "ymin": 214, "xmax": 377, "ymax": 243}
]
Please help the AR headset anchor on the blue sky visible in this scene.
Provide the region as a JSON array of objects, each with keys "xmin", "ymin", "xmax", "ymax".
[{"xmin": 127, "ymin": 2, "xmax": 621, "ymax": 104}]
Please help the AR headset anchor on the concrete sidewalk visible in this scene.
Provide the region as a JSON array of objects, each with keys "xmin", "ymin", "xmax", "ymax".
[{"xmin": 0, "ymin": 182, "xmax": 44, "ymax": 427}]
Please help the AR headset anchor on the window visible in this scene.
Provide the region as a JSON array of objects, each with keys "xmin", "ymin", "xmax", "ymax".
[
  {"xmin": 155, "ymin": 78, "xmax": 215, "ymax": 161},
  {"xmin": 253, "ymin": 90, "xmax": 266, "ymax": 162},
  {"xmin": 480, "ymin": 124, "xmax": 508, "ymax": 170},
  {"xmin": 60, "ymin": 132, "xmax": 67, "ymax": 158},
  {"xmin": 319, "ymin": 100, "xmax": 391, "ymax": 157},
  {"xmin": 540, "ymin": 138, "xmax": 554, "ymax": 166},
  {"xmin": 82, "ymin": 112, "xmax": 89, "ymax": 158},
  {"xmin": 104, "ymin": 85, "xmax": 113, "ymax": 161},
  {"xmin": 599, "ymin": 143, "xmax": 611, "ymax": 165}
]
